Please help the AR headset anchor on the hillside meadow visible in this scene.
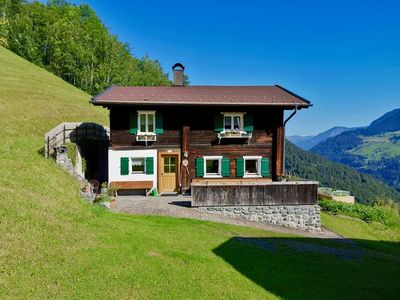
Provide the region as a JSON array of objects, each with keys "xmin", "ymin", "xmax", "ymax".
[{"xmin": 1, "ymin": 46, "xmax": 400, "ymax": 299}]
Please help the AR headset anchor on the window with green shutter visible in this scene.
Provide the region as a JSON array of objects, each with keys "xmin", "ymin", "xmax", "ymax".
[
  {"xmin": 155, "ymin": 112, "xmax": 164, "ymax": 134},
  {"xmin": 214, "ymin": 114, "xmax": 223, "ymax": 132},
  {"xmin": 221, "ymin": 158, "xmax": 230, "ymax": 177},
  {"xmin": 129, "ymin": 111, "xmax": 138, "ymax": 134},
  {"xmin": 120, "ymin": 157, "xmax": 129, "ymax": 175},
  {"xmin": 261, "ymin": 158, "xmax": 270, "ymax": 177},
  {"xmin": 243, "ymin": 114, "xmax": 254, "ymax": 132},
  {"xmin": 145, "ymin": 157, "xmax": 154, "ymax": 174},
  {"xmin": 236, "ymin": 157, "xmax": 244, "ymax": 177},
  {"xmin": 195, "ymin": 158, "xmax": 204, "ymax": 177}
]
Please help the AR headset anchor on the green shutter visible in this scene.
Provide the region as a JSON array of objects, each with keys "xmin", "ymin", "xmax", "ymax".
[
  {"xmin": 221, "ymin": 158, "xmax": 230, "ymax": 177},
  {"xmin": 145, "ymin": 157, "xmax": 154, "ymax": 174},
  {"xmin": 236, "ymin": 157, "xmax": 244, "ymax": 177},
  {"xmin": 261, "ymin": 158, "xmax": 270, "ymax": 177},
  {"xmin": 214, "ymin": 114, "xmax": 223, "ymax": 132},
  {"xmin": 120, "ymin": 157, "xmax": 129, "ymax": 175},
  {"xmin": 155, "ymin": 112, "xmax": 164, "ymax": 134},
  {"xmin": 129, "ymin": 111, "xmax": 138, "ymax": 134},
  {"xmin": 243, "ymin": 114, "xmax": 254, "ymax": 132},
  {"xmin": 195, "ymin": 158, "xmax": 204, "ymax": 177}
]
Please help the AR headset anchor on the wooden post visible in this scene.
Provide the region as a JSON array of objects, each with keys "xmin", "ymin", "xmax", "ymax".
[
  {"xmin": 63, "ymin": 125, "xmax": 66, "ymax": 145},
  {"xmin": 181, "ymin": 126, "xmax": 190, "ymax": 192},
  {"xmin": 46, "ymin": 136, "xmax": 50, "ymax": 158},
  {"xmin": 276, "ymin": 125, "xmax": 284, "ymax": 177}
]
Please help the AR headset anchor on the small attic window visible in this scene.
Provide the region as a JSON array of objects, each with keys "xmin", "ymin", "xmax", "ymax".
[{"xmin": 223, "ymin": 113, "xmax": 244, "ymax": 131}]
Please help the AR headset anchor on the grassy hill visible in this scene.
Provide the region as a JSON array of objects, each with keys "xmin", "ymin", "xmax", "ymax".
[{"xmin": 1, "ymin": 46, "xmax": 400, "ymax": 299}]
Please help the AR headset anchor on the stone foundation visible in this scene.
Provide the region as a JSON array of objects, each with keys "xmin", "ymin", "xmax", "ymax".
[{"xmin": 197, "ymin": 205, "xmax": 321, "ymax": 231}]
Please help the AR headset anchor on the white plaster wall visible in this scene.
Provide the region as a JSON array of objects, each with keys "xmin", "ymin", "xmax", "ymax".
[{"xmin": 108, "ymin": 149, "xmax": 157, "ymax": 188}]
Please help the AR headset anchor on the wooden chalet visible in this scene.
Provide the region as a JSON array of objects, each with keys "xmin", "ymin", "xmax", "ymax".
[{"xmin": 92, "ymin": 63, "xmax": 316, "ymax": 206}]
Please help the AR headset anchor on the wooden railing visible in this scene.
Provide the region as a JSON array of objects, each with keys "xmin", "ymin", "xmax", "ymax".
[{"xmin": 44, "ymin": 122, "xmax": 109, "ymax": 158}]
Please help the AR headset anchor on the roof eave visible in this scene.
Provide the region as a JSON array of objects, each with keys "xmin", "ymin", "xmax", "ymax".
[{"xmin": 91, "ymin": 99, "xmax": 311, "ymax": 108}]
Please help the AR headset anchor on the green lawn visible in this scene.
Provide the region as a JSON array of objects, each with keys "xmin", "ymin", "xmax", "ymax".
[
  {"xmin": 321, "ymin": 212, "xmax": 400, "ymax": 256},
  {"xmin": 1, "ymin": 46, "xmax": 400, "ymax": 299}
]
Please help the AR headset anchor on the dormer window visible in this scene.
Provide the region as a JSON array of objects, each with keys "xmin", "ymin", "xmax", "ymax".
[
  {"xmin": 223, "ymin": 113, "xmax": 244, "ymax": 131},
  {"xmin": 138, "ymin": 111, "xmax": 155, "ymax": 134}
]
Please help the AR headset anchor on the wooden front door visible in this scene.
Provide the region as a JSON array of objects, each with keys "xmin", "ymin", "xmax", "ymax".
[{"xmin": 159, "ymin": 154, "xmax": 179, "ymax": 192}]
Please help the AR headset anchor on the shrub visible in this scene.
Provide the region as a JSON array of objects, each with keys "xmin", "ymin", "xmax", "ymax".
[
  {"xmin": 318, "ymin": 198, "xmax": 387, "ymax": 224},
  {"xmin": 93, "ymin": 194, "xmax": 111, "ymax": 203},
  {"xmin": 107, "ymin": 186, "xmax": 117, "ymax": 197}
]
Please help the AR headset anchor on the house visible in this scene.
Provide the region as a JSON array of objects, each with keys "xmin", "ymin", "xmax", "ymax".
[{"xmin": 92, "ymin": 63, "xmax": 321, "ymax": 230}]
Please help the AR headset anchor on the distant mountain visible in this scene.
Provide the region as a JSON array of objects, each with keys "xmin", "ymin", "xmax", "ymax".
[
  {"xmin": 311, "ymin": 108, "xmax": 400, "ymax": 192},
  {"xmin": 285, "ymin": 141, "xmax": 400, "ymax": 204},
  {"xmin": 288, "ymin": 126, "xmax": 356, "ymax": 150},
  {"xmin": 363, "ymin": 108, "xmax": 400, "ymax": 135}
]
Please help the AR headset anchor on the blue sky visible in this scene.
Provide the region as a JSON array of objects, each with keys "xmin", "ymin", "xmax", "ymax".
[{"xmin": 70, "ymin": 0, "xmax": 400, "ymax": 135}]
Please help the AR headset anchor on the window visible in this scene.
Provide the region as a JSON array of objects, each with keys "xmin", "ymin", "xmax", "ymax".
[
  {"xmin": 223, "ymin": 113, "xmax": 243, "ymax": 131},
  {"xmin": 244, "ymin": 156, "xmax": 261, "ymax": 177},
  {"xmin": 138, "ymin": 111, "xmax": 155, "ymax": 134},
  {"xmin": 131, "ymin": 157, "xmax": 145, "ymax": 174},
  {"xmin": 163, "ymin": 156, "xmax": 176, "ymax": 173},
  {"xmin": 204, "ymin": 156, "xmax": 222, "ymax": 177}
]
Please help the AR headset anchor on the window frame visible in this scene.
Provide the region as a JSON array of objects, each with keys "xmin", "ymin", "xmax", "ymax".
[
  {"xmin": 243, "ymin": 156, "xmax": 262, "ymax": 178},
  {"xmin": 222, "ymin": 112, "xmax": 244, "ymax": 132},
  {"xmin": 130, "ymin": 157, "xmax": 146, "ymax": 174},
  {"xmin": 203, "ymin": 156, "xmax": 223, "ymax": 178},
  {"xmin": 137, "ymin": 110, "xmax": 156, "ymax": 134}
]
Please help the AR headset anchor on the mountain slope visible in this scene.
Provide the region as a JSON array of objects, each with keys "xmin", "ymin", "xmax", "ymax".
[
  {"xmin": 288, "ymin": 126, "xmax": 355, "ymax": 150},
  {"xmin": 312, "ymin": 109, "xmax": 400, "ymax": 191},
  {"xmin": 285, "ymin": 141, "xmax": 400, "ymax": 204},
  {"xmin": 363, "ymin": 108, "xmax": 400, "ymax": 135}
]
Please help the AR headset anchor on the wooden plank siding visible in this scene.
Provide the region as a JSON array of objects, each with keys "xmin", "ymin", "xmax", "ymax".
[
  {"xmin": 109, "ymin": 105, "xmax": 284, "ymax": 181},
  {"xmin": 191, "ymin": 182, "xmax": 318, "ymax": 206}
]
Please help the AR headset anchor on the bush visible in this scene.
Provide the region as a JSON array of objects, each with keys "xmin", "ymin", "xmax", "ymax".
[
  {"xmin": 93, "ymin": 194, "xmax": 111, "ymax": 203},
  {"xmin": 318, "ymin": 198, "xmax": 387, "ymax": 224},
  {"xmin": 373, "ymin": 199, "xmax": 400, "ymax": 227},
  {"xmin": 107, "ymin": 186, "xmax": 117, "ymax": 197}
]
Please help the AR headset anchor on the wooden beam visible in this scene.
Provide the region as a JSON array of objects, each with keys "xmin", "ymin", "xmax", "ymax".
[
  {"xmin": 276, "ymin": 124, "xmax": 284, "ymax": 177},
  {"xmin": 181, "ymin": 126, "xmax": 190, "ymax": 191}
]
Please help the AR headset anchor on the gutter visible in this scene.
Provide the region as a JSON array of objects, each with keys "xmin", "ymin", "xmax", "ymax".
[
  {"xmin": 282, "ymin": 105, "xmax": 299, "ymax": 175},
  {"xmin": 91, "ymin": 99, "xmax": 311, "ymax": 107}
]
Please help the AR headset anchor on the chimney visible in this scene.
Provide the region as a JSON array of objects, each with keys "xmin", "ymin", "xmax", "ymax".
[{"xmin": 172, "ymin": 63, "xmax": 185, "ymax": 86}]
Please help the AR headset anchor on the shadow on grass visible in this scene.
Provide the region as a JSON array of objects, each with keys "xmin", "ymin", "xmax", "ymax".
[{"xmin": 213, "ymin": 236, "xmax": 400, "ymax": 299}]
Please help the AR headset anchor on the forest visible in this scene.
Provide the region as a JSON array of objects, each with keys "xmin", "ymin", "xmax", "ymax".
[
  {"xmin": 0, "ymin": 0, "xmax": 171, "ymax": 95},
  {"xmin": 285, "ymin": 141, "xmax": 400, "ymax": 204}
]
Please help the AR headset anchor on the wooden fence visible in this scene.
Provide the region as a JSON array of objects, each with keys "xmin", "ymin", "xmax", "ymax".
[{"xmin": 44, "ymin": 122, "xmax": 109, "ymax": 158}]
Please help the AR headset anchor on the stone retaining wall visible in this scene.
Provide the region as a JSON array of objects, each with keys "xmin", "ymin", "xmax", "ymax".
[{"xmin": 197, "ymin": 205, "xmax": 321, "ymax": 231}]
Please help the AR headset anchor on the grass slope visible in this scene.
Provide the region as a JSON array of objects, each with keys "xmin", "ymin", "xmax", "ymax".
[
  {"xmin": 1, "ymin": 46, "xmax": 400, "ymax": 299},
  {"xmin": 321, "ymin": 213, "xmax": 400, "ymax": 255}
]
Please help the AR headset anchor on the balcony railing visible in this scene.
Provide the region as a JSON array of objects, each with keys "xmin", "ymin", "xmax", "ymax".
[
  {"xmin": 136, "ymin": 133, "xmax": 156, "ymax": 145},
  {"xmin": 217, "ymin": 130, "xmax": 252, "ymax": 144}
]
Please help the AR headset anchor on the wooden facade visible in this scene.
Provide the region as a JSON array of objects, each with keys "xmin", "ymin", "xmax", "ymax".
[{"xmin": 108, "ymin": 105, "xmax": 285, "ymax": 191}]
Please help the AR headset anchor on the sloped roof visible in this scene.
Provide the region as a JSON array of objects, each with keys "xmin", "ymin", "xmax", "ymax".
[{"xmin": 92, "ymin": 85, "xmax": 311, "ymax": 108}]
